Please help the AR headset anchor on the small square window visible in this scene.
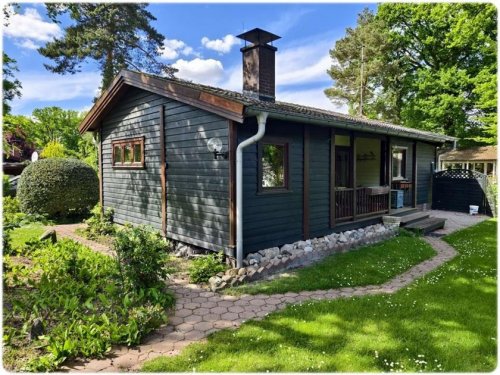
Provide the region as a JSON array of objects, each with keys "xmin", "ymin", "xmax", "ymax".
[
  {"xmin": 258, "ymin": 138, "xmax": 290, "ymax": 192},
  {"xmin": 112, "ymin": 137, "xmax": 144, "ymax": 169}
]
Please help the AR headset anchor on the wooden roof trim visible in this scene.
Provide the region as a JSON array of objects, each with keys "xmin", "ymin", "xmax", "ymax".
[{"xmin": 79, "ymin": 70, "xmax": 245, "ymax": 134}]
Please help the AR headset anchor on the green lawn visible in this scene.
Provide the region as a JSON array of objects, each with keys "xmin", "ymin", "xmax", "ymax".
[
  {"xmin": 143, "ymin": 220, "xmax": 497, "ymax": 372},
  {"xmin": 226, "ymin": 233, "xmax": 436, "ymax": 295},
  {"xmin": 9, "ymin": 222, "xmax": 45, "ymax": 251}
]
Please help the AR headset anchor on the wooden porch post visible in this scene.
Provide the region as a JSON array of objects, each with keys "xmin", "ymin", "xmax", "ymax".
[
  {"xmin": 98, "ymin": 126, "xmax": 103, "ymax": 215},
  {"xmin": 387, "ymin": 136, "xmax": 392, "ymax": 212},
  {"xmin": 228, "ymin": 120, "xmax": 237, "ymax": 249},
  {"xmin": 412, "ymin": 141, "xmax": 417, "ymax": 207},
  {"xmin": 330, "ymin": 128, "xmax": 336, "ymax": 228},
  {"xmin": 351, "ymin": 133, "xmax": 357, "ymax": 220}
]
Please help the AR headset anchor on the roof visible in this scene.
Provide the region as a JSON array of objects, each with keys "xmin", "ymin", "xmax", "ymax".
[
  {"xmin": 440, "ymin": 145, "xmax": 497, "ymax": 161},
  {"xmin": 79, "ymin": 70, "xmax": 457, "ymax": 144}
]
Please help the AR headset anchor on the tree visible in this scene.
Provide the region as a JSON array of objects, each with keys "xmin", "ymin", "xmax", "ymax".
[
  {"xmin": 324, "ymin": 9, "xmax": 400, "ymax": 121},
  {"xmin": 325, "ymin": 4, "xmax": 497, "ymax": 145},
  {"xmin": 40, "ymin": 140, "xmax": 66, "ymax": 158},
  {"xmin": 2, "ymin": 114, "xmax": 36, "ymax": 162},
  {"xmin": 3, "ymin": 53, "xmax": 22, "ymax": 114},
  {"xmin": 377, "ymin": 3, "xmax": 497, "ymax": 142},
  {"xmin": 39, "ymin": 3, "xmax": 176, "ymax": 90},
  {"xmin": 31, "ymin": 107, "xmax": 83, "ymax": 152}
]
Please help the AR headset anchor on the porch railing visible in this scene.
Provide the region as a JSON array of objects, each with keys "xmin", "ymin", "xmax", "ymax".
[{"xmin": 335, "ymin": 187, "xmax": 389, "ymax": 221}]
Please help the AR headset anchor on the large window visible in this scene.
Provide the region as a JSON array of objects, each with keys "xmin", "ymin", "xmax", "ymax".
[
  {"xmin": 392, "ymin": 148, "xmax": 407, "ymax": 180},
  {"xmin": 112, "ymin": 137, "xmax": 145, "ymax": 169},
  {"xmin": 259, "ymin": 139, "xmax": 289, "ymax": 191},
  {"xmin": 335, "ymin": 147, "xmax": 352, "ymax": 188}
]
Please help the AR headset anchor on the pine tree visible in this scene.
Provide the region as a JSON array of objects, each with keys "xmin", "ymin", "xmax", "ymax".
[{"xmin": 39, "ymin": 3, "xmax": 176, "ymax": 91}]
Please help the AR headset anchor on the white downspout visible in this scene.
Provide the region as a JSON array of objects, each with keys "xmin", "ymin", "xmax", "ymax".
[{"xmin": 236, "ymin": 111, "xmax": 268, "ymax": 268}]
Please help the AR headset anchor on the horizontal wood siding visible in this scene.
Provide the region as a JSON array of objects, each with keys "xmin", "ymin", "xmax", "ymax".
[
  {"xmin": 101, "ymin": 87, "xmax": 230, "ymax": 252},
  {"xmin": 417, "ymin": 142, "xmax": 436, "ymax": 205},
  {"xmin": 241, "ymin": 118, "xmax": 304, "ymax": 254},
  {"xmin": 101, "ymin": 88, "xmax": 164, "ymax": 230},
  {"xmin": 309, "ymin": 126, "xmax": 331, "ymax": 238},
  {"xmin": 164, "ymin": 100, "xmax": 230, "ymax": 252}
]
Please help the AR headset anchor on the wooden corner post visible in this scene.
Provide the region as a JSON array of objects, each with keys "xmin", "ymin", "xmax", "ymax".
[{"xmin": 159, "ymin": 105, "xmax": 167, "ymax": 236}]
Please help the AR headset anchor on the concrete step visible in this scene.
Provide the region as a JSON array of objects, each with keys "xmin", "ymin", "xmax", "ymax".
[
  {"xmin": 400, "ymin": 212, "xmax": 430, "ymax": 226},
  {"xmin": 405, "ymin": 217, "xmax": 446, "ymax": 234}
]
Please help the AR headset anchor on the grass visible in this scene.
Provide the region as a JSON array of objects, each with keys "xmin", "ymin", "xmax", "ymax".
[
  {"xmin": 142, "ymin": 219, "xmax": 497, "ymax": 372},
  {"xmin": 226, "ymin": 233, "xmax": 436, "ymax": 295},
  {"xmin": 9, "ymin": 222, "xmax": 45, "ymax": 251}
]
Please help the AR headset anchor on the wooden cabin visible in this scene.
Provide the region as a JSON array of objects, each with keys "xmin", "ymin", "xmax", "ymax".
[{"xmin": 79, "ymin": 28, "xmax": 455, "ymax": 259}]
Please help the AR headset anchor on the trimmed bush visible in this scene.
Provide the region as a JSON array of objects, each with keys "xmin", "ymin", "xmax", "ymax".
[{"xmin": 17, "ymin": 158, "xmax": 98, "ymax": 217}]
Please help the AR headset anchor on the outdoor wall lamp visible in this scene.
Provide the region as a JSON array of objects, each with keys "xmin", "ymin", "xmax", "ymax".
[{"xmin": 207, "ymin": 137, "xmax": 228, "ymax": 160}]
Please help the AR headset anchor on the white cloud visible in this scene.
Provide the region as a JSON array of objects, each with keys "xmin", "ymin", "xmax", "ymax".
[
  {"xmin": 4, "ymin": 7, "xmax": 62, "ymax": 49},
  {"xmin": 277, "ymin": 87, "xmax": 348, "ymax": 113},
  {"xmin": 266, "ymin": 8, "xmax": 313, "ymax": 35},
  {"xmin": 172, "ymin": 58, "xmax": 224, "ymax": 85},
  {"xmin": 201, "ymin": 34, "xmax": 240, "ymax": 54},
  {"xmin": 14, "ymin": 71, "xmax": 101, "ymax": 102},
  {"xmin": 159, "ymin": 38, "xmax": 197, "ymax": 60},
  {"xmin": 276, "ymin": 42, "xmax": 332, "ymax": 86}
]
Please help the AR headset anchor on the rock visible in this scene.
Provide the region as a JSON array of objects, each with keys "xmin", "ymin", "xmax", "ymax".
[
  {"xmin": 280, "ymin": 244, "xmax": 294, "ymax": 255},
  {"xmin": 249, "ymin": 259, "xmax": 258, "ymax": 266},
  {"xmin": 39, "ymin": 229, "xmax": 57, "ymax": 244},
  {"xmin": 376, "ymin": 226, "xmax": 386, "ymax": 233},
  {"xmin": 296, "ymin": 241, "xmax": 307, "ymax": 249},
  {"xmin": 323, "ymin": 236, "xmax": 330, "ymax": 243},
  {"xmin": 222, "ymin": 275, "xmax": 232, "ymax": 282},
  {"xmin": 242, "ymin": 259, "xmax": 249, "ymax": 267},
  {"xmin": 304, "ymin": 246, "xmax": 313, "ymax": 253},
  {"xmin": 247, "ymin": 253, "xmax": 262, "ymax": 263},
  {"xmin": 260, "ymin": 247, "xmax": 280, "ymax": 258},
  {"xmin": 305, "ymin": 239, "xmax": 312, "ymax": 245},
  {"xmin": 338, "ymin": 233, "xmax": 348, "ymax": 243},
  {"xmin": 29, "ymin": 318, "xmax": 44, "ymax": 341},
  {"xmin": 226, "ymin": 268, "xmax": 239, "ymax": 277},
  {"xmin": 216, "ymin": 272, "xmax": 225, "ymax": 277},
  {"xmin": 237, "ymin": 268, "xmax": 246, "ymax": 276}
]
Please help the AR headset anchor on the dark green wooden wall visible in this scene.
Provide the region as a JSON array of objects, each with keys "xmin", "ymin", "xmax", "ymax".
[
  {"xmin": 101, "ymin": 87, "xmax": 230, "ymax": 252},
  {"xmin": 416, "ymin": 142, "xmax": 436, "ymax": 205}
]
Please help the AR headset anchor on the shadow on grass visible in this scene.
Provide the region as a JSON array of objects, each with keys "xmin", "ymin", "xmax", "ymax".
[{"xmin": 143, "ymin": 220, "xmax": 497, "ymax": 372}]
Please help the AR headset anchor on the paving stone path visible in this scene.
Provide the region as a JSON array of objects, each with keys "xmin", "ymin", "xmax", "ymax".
[{"xmin": 55, "ymin": 224, "xmax": 458, "ymax": 372}]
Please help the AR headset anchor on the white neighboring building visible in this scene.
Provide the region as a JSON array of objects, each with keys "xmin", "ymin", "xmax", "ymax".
[{"xmin": 439, "ymin": 145, "xmax": 497, "ymax": 177}]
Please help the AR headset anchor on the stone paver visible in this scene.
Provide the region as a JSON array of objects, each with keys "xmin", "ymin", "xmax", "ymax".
[{"xmin": 53, "ymin": 216, "xmax": 471, "ymax": 372}]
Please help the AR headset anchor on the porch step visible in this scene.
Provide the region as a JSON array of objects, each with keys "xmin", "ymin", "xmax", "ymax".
[
  {"xmin": 399, "ymin": 212, "xmax": 430, "ymax": 226},
  {"xmin": 405, "ymin": 217, "xmax": 446, "ymax": 234}
]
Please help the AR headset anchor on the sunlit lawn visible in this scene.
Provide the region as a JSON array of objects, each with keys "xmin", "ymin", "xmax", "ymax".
[
  {"xmin": 9, "ymin": 222, "xmax": 45, "ymax": 251},
  {"xmin": 226, "ymin": 233, "xmax": 436, "ymax": 295},
  {"xmin": 143, "ymin": 220, "xmax": 497, "ymax": 372}
]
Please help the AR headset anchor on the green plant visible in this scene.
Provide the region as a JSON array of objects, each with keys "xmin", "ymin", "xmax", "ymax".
[
  {"xmin": 83, "ymin": 204, "xmax": 115, "ymax": 239},
  {"xmin": 3, "ymin": 238, "xmax": 174, "ymax": 372},
  {"xmin": 188, "ymin": 252, "xmax": 227, "ymax": 283},
  {"xmin": 17, "ymin": 158, "xmax": 98, "ymax": 217},
  {"xmin": 113, "ymin": 225, "xmax": 170, "ymax": 290},
  {"xmin": 40, "ymin": 140, "xmax": 66, "ymax": 158},
  {"xmin": 3, "ymin": 175, "xmax": 14, "ymax": 197}
]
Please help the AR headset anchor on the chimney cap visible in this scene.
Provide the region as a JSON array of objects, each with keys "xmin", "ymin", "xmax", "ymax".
[{"xmin": 236, "ymin": 28, "xmax": 281, "ymax": 46}]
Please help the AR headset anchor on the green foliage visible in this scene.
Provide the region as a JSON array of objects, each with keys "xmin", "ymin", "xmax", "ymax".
[
  {"xmin": 325, "ymin": 3, "xmax": 497, "ymax": 146},
  {"xmin": 76, "ymin": 132, "xmax": 98, "ymax": 171},
  {"xmin": 188, "ymin": 252, "xmax": 227, "ymax": 284},
  {"xmin": 17, "ymin": 158, "xmax": 98, "ymax": 217},
  {"xmin": 3, "ymin": 239, "xmax": 174, "ymax": 371},
  {"xmin": 40, "ymin": 3, "xmax": 176, "ymax": 90},
  {"xmin": 31, "ymin": 107, "xmax": 83, "ymax": 153},
  {"xmin": 40, "ymin": 140, "xmax": 66, "ymax": 158},
  {"xmin": 3, "ymin": 52, "xmax": 22, "ymax": 114},
  {"xmin": 83, "ymin": 204, "xmax": 115, "ymax": 239},
  {"xmin": 3, "ymin": 227, "xmax": 13, "ymax": 255},
  {"xmin": 3, "ymin": 175, "xmax": 13, "ymax": 197},
  {"xmin": 113, "ymin": 225, "xmax": 170, "ymax": 290}
]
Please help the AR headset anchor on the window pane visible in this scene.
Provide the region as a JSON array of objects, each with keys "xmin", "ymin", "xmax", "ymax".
[
  {"xmin": 335, "ymin": 135, "xmax": 350, "ymax": 146},
  {"xmin": 486, "ymin": 162, "xmax": 494, "ymax": 175},
  {"xmin": 262, "ymin": 144, "xmax": 285, "ymax": 188},
  {"xmin": 133, "ymin": 143, "xmax": 142, "ymax": 163},
  {"xmin": 114, "ymin": 145, "xmax": 122, "ymax": 164},
  {"xmin": 335, "ymin": 148, "xmax": 351, "ymax": 188},
  {"xmin": 392, "ymin": 150, "xmax": 405, "ymax": 179},
  {"xmin": 124, "ymin": 144, "xmax": 133, "ymax": 163},
  {"xmin": 474, "ymin": 163, "xmax": 485, "ymax": 173}
]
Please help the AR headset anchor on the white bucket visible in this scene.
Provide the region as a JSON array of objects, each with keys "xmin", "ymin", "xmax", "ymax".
[{"xmin": 469, "ymin": 205, "xmax": 479, "ymax": 215}]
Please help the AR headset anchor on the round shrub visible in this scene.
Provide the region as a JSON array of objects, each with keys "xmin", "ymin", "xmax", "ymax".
[{"xmin": 17, "ymin": 158, "xmax": 98, "ymax": 217}]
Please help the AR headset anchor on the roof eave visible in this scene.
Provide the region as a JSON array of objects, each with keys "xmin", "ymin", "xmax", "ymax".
[{"xmin": 245, "ymin": 106, "xmax": 457, "ymax": 144}]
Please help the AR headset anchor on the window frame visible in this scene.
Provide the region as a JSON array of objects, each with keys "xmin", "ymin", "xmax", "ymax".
[
  {"xmin": 257, "ymin": 136, "xmax": 291, "ymax": 194},
  {"xmin": 391, "ymin": 147, "xmax": 407, "ymax": 181},
  {"xmin": 111, "ymin": 136, "xmax": 145, "ymax": 169}
]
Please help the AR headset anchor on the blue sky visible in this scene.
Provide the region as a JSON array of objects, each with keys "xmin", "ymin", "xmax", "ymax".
[{"xmin": 3, "ymin": 3, "xmax": 376, "ymax": 115}]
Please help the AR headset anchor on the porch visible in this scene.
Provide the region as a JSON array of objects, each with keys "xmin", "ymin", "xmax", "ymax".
[{"xmin": 332, "ymin": 133, "xmax": 417, "ymax": 225}]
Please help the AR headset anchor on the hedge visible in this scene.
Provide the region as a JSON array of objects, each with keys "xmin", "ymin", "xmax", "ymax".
[{"xmin": 17, "ymin": 158, "xmax": 98, "ymax": 217}]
